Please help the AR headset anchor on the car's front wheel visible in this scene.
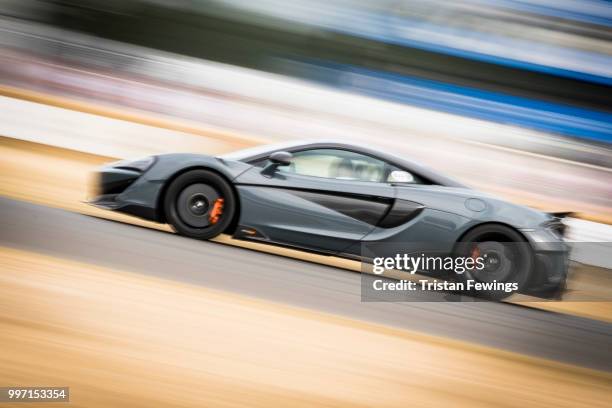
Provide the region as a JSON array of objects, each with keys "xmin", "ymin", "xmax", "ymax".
[{"xmin": 164, "ymin": 169, "xmax": 236, "ymax": 240}]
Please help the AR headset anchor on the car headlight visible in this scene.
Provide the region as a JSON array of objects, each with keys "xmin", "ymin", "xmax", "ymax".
[{"xmin": 112, "ymin": 156, "xmax": 155, "ymax": 172}]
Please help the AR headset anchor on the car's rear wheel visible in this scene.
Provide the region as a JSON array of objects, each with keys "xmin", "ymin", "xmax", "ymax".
[
  {"xmin": 164, "ymin": 170, "xmax": 236, "ymax": 240},
  {"xmin": 454, "ymin": 224, "xmax": 533, "ymax": 300}
]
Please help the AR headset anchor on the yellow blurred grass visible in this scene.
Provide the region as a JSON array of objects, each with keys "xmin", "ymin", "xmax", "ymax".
[{"xmin": 1, "ymin": 246, "xmax": 611, "ymax": 408}]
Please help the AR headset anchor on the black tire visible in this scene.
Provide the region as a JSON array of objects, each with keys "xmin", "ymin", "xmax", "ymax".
[
  {"xmin": 164, "ymin": 169, "xmax": 236, "ymax": 240},
  {"xmin": 454, "ymin": 224, "xmax": 533, "ymax": 300}
]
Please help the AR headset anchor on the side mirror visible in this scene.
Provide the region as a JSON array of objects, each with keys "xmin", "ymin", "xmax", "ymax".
[
  {"xmin": 261, "ymin": 151, "xmax": 293, "ymax": 177},
  {"xmin": 388, "ymin": 170, "xmax": 415, "ymax": 183},
  {"xmin": 269, "ymin": 151, "xmax": 293, "ymax": 166}
]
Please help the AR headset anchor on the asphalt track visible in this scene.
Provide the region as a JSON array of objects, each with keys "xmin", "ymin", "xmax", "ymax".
[{"xmin": 1, "ymin": 197, "xmax": 611, "ymax": 372}]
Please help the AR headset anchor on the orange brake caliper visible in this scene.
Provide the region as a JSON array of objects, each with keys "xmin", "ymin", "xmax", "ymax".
[
  {"xmin": 209, "ymin": 198, "xmax": 225, "ymax": 225},
  {"xmin": 470, "ymin": 245, "xmax": 481, "ymax": 260}
]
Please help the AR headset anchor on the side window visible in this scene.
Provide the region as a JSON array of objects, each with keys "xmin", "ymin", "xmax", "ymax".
[{"xmin": 278, "ymin": 149, "xmax": 408, "ymax": 183}]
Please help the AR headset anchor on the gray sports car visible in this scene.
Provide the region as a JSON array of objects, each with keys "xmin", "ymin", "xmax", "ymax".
[{"xmin": 89, "ymin": 140, "xmax": 568, "ymax": 298}]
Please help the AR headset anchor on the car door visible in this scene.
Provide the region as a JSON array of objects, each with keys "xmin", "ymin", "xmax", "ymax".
[{"xmin": 233, "ymin": 148, "xmax": 397, "ymax": 253}]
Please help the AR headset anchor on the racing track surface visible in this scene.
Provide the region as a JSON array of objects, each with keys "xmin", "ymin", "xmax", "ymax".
[{"xmin": 2, "ymin": 197, "xmax": 611, "ymax": 372}]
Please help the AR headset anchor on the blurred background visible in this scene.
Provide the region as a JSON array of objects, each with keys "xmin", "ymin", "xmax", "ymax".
[
  {"xmin": 0, "ymin": 0, "xmax": 611, "ymax": 220},
  {"xmin": 0, "ymin": 1, "xmax": 611, "ymax": 407}
]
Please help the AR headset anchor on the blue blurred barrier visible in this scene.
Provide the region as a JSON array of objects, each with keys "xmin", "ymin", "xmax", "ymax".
[
  {"xmin": 287, "ymin": 61, "xmax": 612, "ymax": 144},
  {"xmin": 479, "ymin": 0, "xmax": 612, "ymax": 27},
  {"xmin": 238, "ymin": 0, "xmax": 612, "ymax": 85}
]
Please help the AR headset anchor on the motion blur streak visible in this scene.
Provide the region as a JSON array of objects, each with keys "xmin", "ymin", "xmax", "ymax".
[
  {"xmin": 0, "ymin": 1, "xmax": 611, "ymax": 405},
  {"xmin": 0, "ymin": 10, "xmax": 611, "ymax": 221},
  {"xmin": 1, "ymin": 90, "xmax": 611, "ymax": 222},
  {"xmin": 1, "ymin": 246, "xmax": 611, "ymax": 408}
]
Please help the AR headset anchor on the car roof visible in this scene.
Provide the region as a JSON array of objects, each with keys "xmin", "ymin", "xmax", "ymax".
[{"xmin": 221, "ymin": 139, "xmax": 467, "ymax": 188}]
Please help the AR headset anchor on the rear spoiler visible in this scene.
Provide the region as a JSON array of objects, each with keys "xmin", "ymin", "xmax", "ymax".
[
  {"xmin": 546, "ymin": 212, "xmax": 573, "ymax": 237},
  {"xmin": 547, "ymin": 211, "xmax": 574, "ymax": 220}
]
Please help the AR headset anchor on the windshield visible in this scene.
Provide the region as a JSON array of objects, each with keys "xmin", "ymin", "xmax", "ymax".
[{"xmin": 220, "ymin": 141, "xmax": 303, "ymax": 161}]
